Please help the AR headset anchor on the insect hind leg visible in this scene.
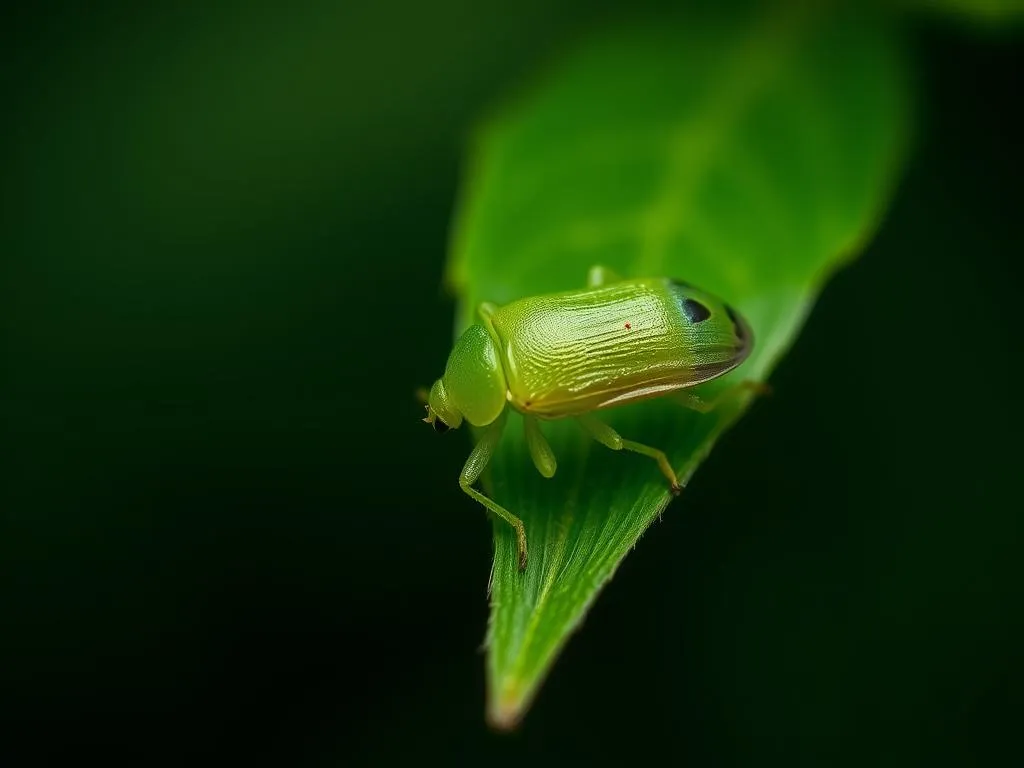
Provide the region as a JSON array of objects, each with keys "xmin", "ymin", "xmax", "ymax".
[
  {"xmin": 574, "ymin": 413, "xmax": 682, "ymax": 495},
  {"xmin": 672, "ymin": 380, "xmax": 772, "ymax": 414}
]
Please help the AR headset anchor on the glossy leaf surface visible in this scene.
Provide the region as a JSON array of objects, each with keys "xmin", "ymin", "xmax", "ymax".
[{"xmin": 443, "ymin": 3, "xmax": 912, "ymax": 729}]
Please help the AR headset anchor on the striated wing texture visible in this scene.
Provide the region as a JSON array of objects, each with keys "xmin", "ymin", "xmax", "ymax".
[{"xmin": 488, "ymin": 278, "xmax": 749, "ymax": 418}]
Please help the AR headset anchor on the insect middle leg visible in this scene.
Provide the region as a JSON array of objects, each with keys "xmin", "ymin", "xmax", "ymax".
[
  {"xmin": 574, "ymin": 413, "xmax": 682, "ymax": 495},
  {"xmin": 523, "ymin": 415, "xmax": 557, "ymax": 479},
  {"xmin": 458, "ymin": 410, "xmax": 529, "ymax": 571}
]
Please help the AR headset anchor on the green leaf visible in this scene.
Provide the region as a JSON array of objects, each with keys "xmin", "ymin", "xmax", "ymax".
[
  {"xmin": 902, "ymin": 0, "xmax": 1024, "ymax": 28},
  {"xmin": 443, "ymin": 3, "xmax": 912, "ymax": 729}
]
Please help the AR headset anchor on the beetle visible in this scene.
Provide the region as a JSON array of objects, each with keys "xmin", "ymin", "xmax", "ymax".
[{"xmin": 422, "ymin": 265, "xmax": 761, "ymax": 571}]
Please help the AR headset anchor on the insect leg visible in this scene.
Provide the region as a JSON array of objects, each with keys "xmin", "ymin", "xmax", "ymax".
[
  {"xmin": 672, "ymin": 380, "xmax": 772, "ymax": 414},
  {"xmin": 575, "ymin": 413, "xmax": 682, "ymax": 495},
  {"xmin": 523, "ymin": 415, "xmax": 557, "ymax": 478},
  {"xmin": 458, "ymin": 410, "xmax": 529, "ymax": 571},
  {"xmin": 586, "ymin": 265, "xmax": 625, "ymax": 287}
]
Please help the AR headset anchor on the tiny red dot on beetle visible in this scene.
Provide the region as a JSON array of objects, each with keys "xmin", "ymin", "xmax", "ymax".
[{"xmin": 624, "ymin": 322, "xmax": 631, "ymax": 330}]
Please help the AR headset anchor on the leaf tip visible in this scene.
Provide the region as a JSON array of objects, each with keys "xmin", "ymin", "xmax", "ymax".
[{"xmin": 485, "ymin": 683, "xmax": 528, "ymax": 733}]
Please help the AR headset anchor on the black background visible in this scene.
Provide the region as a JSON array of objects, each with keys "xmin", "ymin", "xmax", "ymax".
[{"xmin": 2, "ymin": 2, "xmax": 1022, "ymax": 765}]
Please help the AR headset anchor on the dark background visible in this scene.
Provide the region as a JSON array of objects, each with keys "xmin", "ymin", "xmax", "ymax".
[{"xmin": 2, "ymin": 2, "xmax": 1021, "ymax": 765}]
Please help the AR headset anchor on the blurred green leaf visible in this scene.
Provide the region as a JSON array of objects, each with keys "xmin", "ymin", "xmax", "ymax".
[
  {"xmin": 443, "ymin": 3, "xmax": 912, "ymax": 729},
  {"xmin": 904, "ymin": 0, "xmax": 1024, "ymax": 28}
]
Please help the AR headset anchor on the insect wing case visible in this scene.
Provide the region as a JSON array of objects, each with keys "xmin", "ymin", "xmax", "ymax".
[{"xmin": 489, "ymin": 278, "xmax": 749, "ymax": 418}]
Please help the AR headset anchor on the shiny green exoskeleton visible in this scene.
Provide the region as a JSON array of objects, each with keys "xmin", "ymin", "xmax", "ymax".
[{"xmin": 423, "ymin": 265, "xmax": 759, "ymax": 571}]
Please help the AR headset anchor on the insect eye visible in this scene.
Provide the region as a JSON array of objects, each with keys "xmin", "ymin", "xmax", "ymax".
[
  {"xmin": 432, "ymin": 418, "xmax": 450, "ymax": 434},
  {"xmin": 682, "ymin": 297, "xmax": 711, "ymax": 324}
]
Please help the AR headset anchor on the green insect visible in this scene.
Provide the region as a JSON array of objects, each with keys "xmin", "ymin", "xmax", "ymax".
[{"xmin": 423, "ymin": 265, "xmax": 761, "ymax": 571}]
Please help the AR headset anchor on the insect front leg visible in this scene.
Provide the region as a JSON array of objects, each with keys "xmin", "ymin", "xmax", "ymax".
[
  {"xmin": 586, "ymin": 265, "xmax": 625, "ymax": 288},
  {"xmin": 458, "ymin": 410, "xmax": 529, "ymax": 571},
  {"xmin": 672, "ymin": 379, "xmax": 772, "ymax": 414},
  {"xmin": 574, "ymin": 413, "xmax": 682, "ymax": 495},
  {"xmin": 477, "ymin": 301, "xmax": 498, "ymax": 322}
]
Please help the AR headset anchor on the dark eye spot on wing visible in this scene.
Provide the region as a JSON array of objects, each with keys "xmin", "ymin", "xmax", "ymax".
[
  {"xmin": 725, "ymin": 305, "xmax": 747, "ymax": 342},
  {"xmin": 682, "ymin": 298, "xmax": 711, "ymax": 324}
]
